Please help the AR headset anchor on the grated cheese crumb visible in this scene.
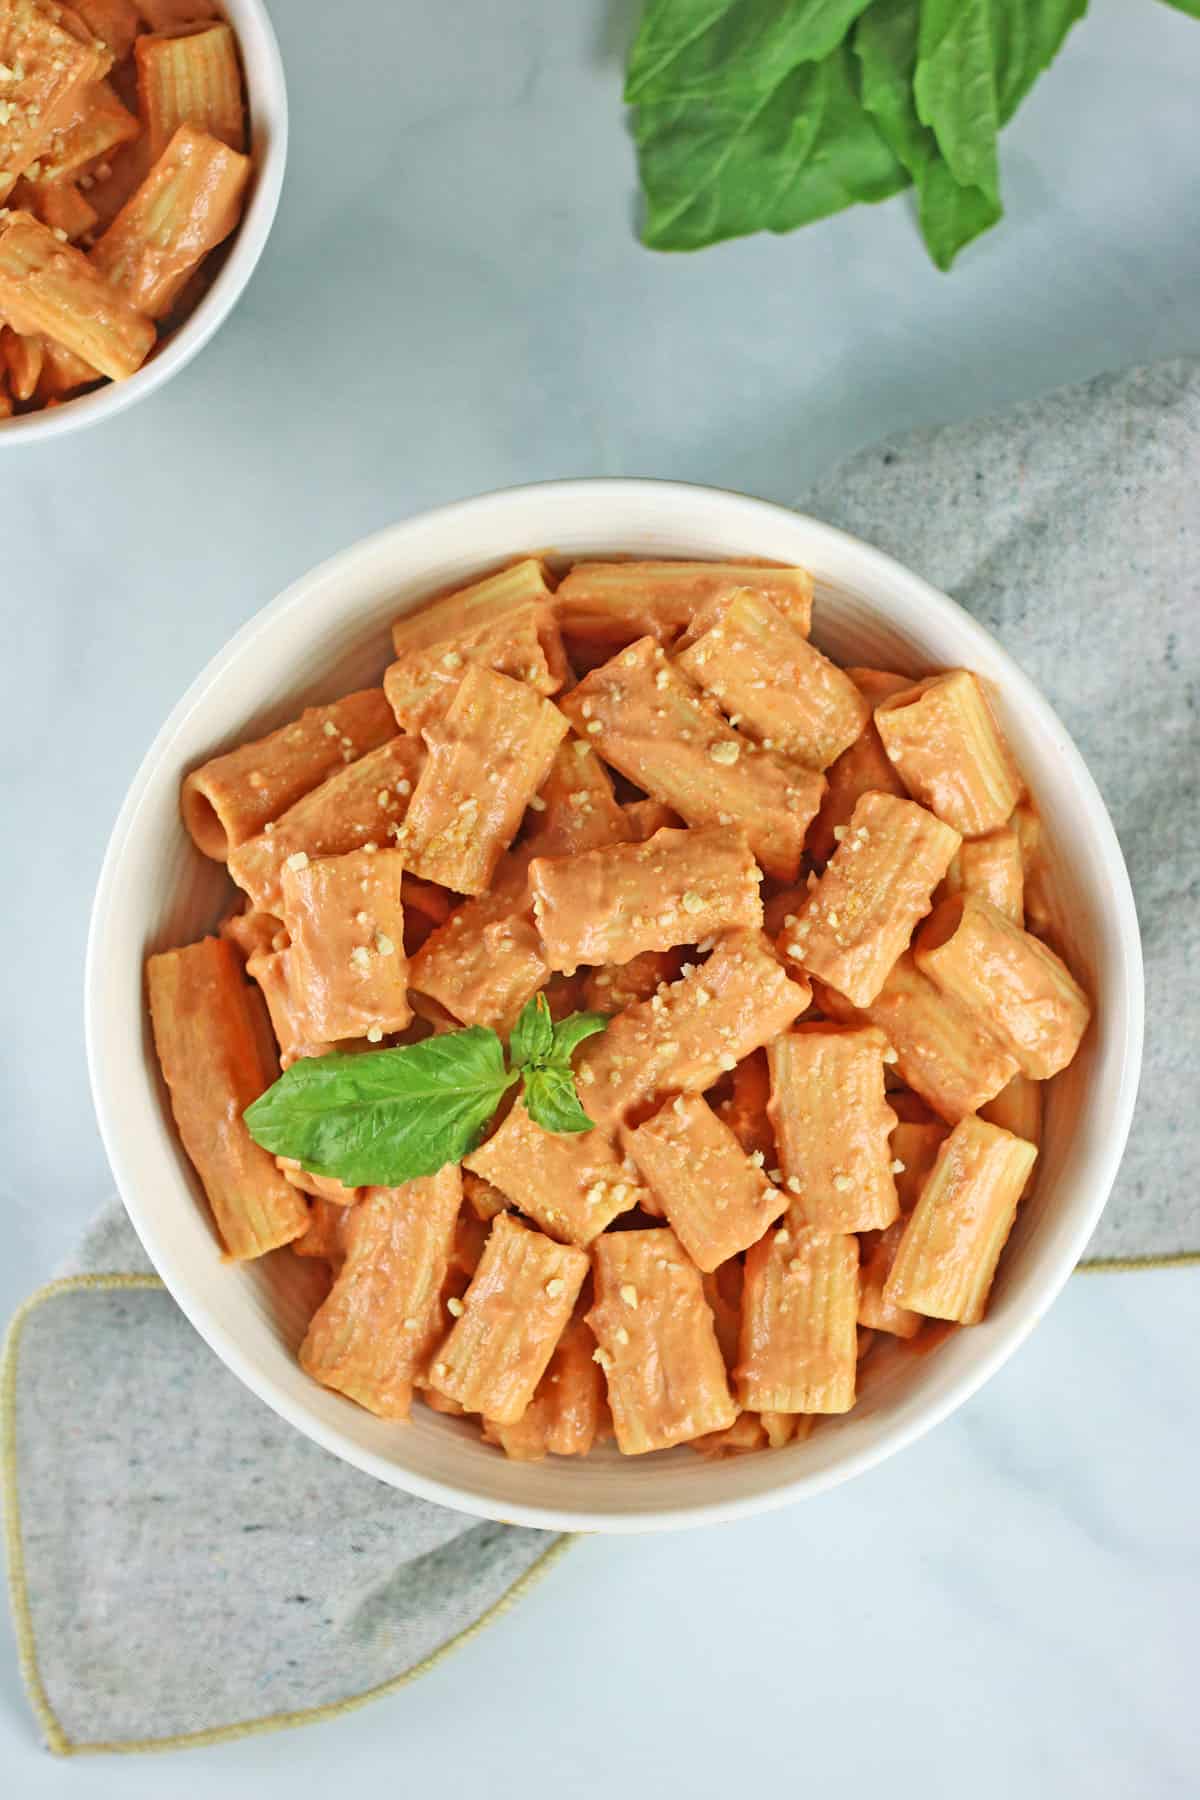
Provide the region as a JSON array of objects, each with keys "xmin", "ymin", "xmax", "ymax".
[
  {"xmin": 285, "ymin": 851, "xmax": 309, "ymax": 872},
  {"xmin": 709, "ymin": 740, "xmax": 740, "ymax": 766}
]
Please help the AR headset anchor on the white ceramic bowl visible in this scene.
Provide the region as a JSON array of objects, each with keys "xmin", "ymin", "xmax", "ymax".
[
  {"xmin": 86, "ymin": 480, "xmax": 1143, "ymax": 1532},
  {"xmin": 0, "ymin": 0, "xmax": 286, "ymax": 446}
]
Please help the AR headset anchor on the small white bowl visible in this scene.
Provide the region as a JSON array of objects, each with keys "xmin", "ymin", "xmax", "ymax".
[
  {"xmin": 0, "ymin": 0, "xmax": 286, "ymax": 446},
  {"xmin": 86, "ymin": 481, "xmax": 1144, "ymax": 1532}
]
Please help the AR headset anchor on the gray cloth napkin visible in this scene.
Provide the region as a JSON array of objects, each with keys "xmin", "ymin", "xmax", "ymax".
[
  {"xmin": 5, "ymin": 356, "xmax": 1196, "ymax": 1757},
  {"xmin": 800, "ymin": 355, "xmax": 1199, "ymax": 1263},
  {"xmin": 5, "ymin": 1203, "xmax": 563, "ymax": 1756}
]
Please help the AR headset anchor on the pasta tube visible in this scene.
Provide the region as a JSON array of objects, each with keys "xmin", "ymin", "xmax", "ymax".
[
  {"xmin": 814, "ymin": 952, "xmax": 1019, "ymax": 1124},
  {"xmin": 856, "ymin": 1119, "xmax": 947, "ymax": 1338},
  {"xmin": 806, "ymin": 667, "xmax": 912, "ymax": 863},
  {"xmin": 39, "ymin": 77, "xmax": 140, "ymax": 183},
  {"xmin": 523, "ymin": 738, "xmax": 632, "ymax": 859},
  {"xmin": 915, "ymin": 894, "xmax": 1090, "ymax": 1079},
  {"xmin": 875, "ymin": 670, "xmax": 1023, "ymax": 838},
  {"xmin": 135, "ymin": 21, "xmax": 245, "ymax": 160},
  {"xmin": 942, "ymin": 825, "xmax": 1024, "ymax": 924},
  {"xmin": 675, "ymin": 588, "xmax": 869, "ymax": 769},
  {"xmin": 227, "ymin": 736, "xmax": 424, "ymax": 913},
  {"xmin": 559, "ymin": 637, "xmax": 823, "ymax": 882},
  {"xmin": 780, "ymin": 790, "xmax": 961, "ymax": 1006},
  {"xmin": 279, "ymin": 846, "xmax": 411, "ymax": 1043},
  {"xmin": 407, "ymin": 847, "xmax": 547, "ymax": 1031},
  {"xmin": 465, "ymin": 1098, "xmax": 646, "ymax": 1246},
  {"xmin": 390, "ymin": 558, "xmax": 555, "ymax": 658},
  {"xmin": 0, "ymin": 2, "xmax": 105, "ymax": 202},
  {"xmin": 299, "ymin": 1170, "xmax": 462, "ymax": 1418},
  {"xmin": 384, "ymin": 597, "xmax": 565, "ymax": 735},
  {"xmin": 392, "ymin": 666, "xmax": 568, "ymax": 895},
  {"xmin": 556, "ymin": 560, "xmax": 813, "ymax": 655},
  {"xmin": 91, "ymin": 123, "xmax": 250, "ymax": 318},
  {"xmin": 767, "ymin": 1025, "xmax": 900, "ymax": 1232},
  {"xmin": 574, "ymin": 929, "xmax": 810, "ymax": 1133},
  {"xmin": 736, "ymin": 1226, "xmax": 859, "ymax": 1414},
  {"xmin": 626, "ymin": 1092, "xmax": 787, "ymax": 1271},
  {"xmin": 529, "ymin": 824, "xmax": 762, "ymax": 973},
  {"xmin": 146, "ymin": 936, "xmax": 308, "ymax": 1259},
  {"xmin": 182, "ymin": 689, "xmax": 396, "ymax": 860},
  {"xmin": 483, "ymin": 1317, "xmax": 607, "ymax": 1460},
  {"xmin": 428, "ymin": 1213, "xmax": 588, "ymax": 1424},
  {"xmin": 588, "ymin": 1228, "xmax": 736, "ymax": 1453},
  {"xmin": 0, "ymin": 209, "xmax": 154, "ymax": 378},
  {"xmin": 884, "ymin": 1116, "xmax": 1037, "ymax": 1323}
]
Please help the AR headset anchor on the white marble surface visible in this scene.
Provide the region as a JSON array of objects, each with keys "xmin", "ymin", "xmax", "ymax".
[{"xmin": 2, "ymin": 0, "xmax": 1197, "ymax": 1788}]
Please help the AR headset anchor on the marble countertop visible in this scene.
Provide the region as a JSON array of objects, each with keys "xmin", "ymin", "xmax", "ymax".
[{"xmin": 2, "ymin": 0, "xmax": 1196, "ymax": 1791}]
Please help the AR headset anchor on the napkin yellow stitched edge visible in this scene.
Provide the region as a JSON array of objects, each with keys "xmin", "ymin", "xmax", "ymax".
[
  {"xmin": 0, "ymin": 1275, "xmax": 576, "ymax": 1758},
  {"xmin": 5, "ymin": 1257, "xmax": 1198, "ymax": 1754}
]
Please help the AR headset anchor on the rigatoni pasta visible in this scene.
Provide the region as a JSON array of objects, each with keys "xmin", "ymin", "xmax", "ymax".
[
  {"xmin": 875, "ymin": 670, "xmax": 1024, "ymax": 838},
  {"xmin": 464, "ymin": 1099, "xmax": 646, "ymax": 1246},
  {"xmin": 573, "ymin": 929, "xmax": 810, "ymax": 1133},
  {"xmin": 529, "ymin": 823, "xmax": 761, "ymax": 972},
  {"xmin": 915, "ymin": 894, "xmax": 1090, "ymax": 1079},
  {"xmin": 736, "ymin": 1226, "xmax": 859, "ymax": 1415},
  {"xmin": 884, "ymin": 1116, "xmax": 1037, "ymax": 1323},
  {"xmin": 767, "ymin": 1024, "xmax": 900, "ymax": 1232},
  {"xmin": 428, "ymin": 1213, "xmax": 588, "ymax": 1424},
  {"xmin": 393, "ymin": 665, "xmax": 568, "ymax": 895},
  {"xmin": 559, "ymin": 636, "xmax": 823, "ymax": 882},
  {"xmin": 182, "ymin": 689, "xmax": 396, "ymax": 860},
  {"xmin": 146, "ymin": 936, "xmax": 307, "ymax": 1259},
  {"xmin": 675, "ymin": 587, "xmax": 869, "ymax": 769},
  {"xmin": 942, "ymin": 826, "xmax": 1024, "ymax": 924},
  {"xmin": 555, "ymin": 560, "xmax": 813, "ymax": 657},
  {"xmin": 625, "ymin": 1092, "xmax": 787, "ymax": 1271},
  {"xmin": 588, "ymin": 1228, "xmax": 737, "ymax": 1453},
  {"xmin": 299, "ymin": 1170, "xmax": 462, "ymax": 1418},
  {"xmin": 779, "ymin": 789, "xmax": 960, "ymax": 1006},
  {"xmin": 150, "ymin": 547, "xmax": 1094, "ymax": 1465}
]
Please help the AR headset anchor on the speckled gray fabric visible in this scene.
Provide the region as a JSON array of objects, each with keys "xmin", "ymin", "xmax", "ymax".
[
  {"xmin": 800, "ymin": 356, "xmax": 1199, "ymax": 1261},
  {"xmin": 9, "ymin": 1203, "xmax": 560, "ymax": 1752}
]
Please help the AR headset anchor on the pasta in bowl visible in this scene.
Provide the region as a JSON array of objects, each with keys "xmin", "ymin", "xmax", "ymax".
[
  {"xmin": 87, "ymin": 480, "xmax": 1143, "ymax": 1529},
  {"xmin": 0, "ymin": 0, "xmax": 286, "ymax": 441}
]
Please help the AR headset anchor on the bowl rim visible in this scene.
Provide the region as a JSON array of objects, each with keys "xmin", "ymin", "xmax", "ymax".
[
  {"xmin": 85, "ymin": 477, "xmax": 1145, "ymax": 1532},
  {"xmin": 0, "ymin": 0, "xmax": 288, "ymax": 447}
]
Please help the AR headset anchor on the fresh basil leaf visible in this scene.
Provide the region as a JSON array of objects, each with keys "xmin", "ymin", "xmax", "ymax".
[
  {"xmin": 912, "ymin": 0, "xmax": 1001, "ymax": 204},
  {"xmin": 509, "ymin": 992, "xmax": 555, "ymax": 1070},
  {"xmin": 548, "ymin": 1010, "xmax": 610, "ymax": 1064},
  {"xmin": 1157, "ymin": 0, "xmax": 1200, "ymax": 14},
  {"xmin": 243, "ymin": 1030, "xmax": 518, "ymax": 1187},
  {"xmin": 636, "ymin": 43, "xmax": 909, "ymax": 253},
  {"xmin": 856, "ymin": 0, "xmax": 1000, "ymax": 271},
  {"xmin": 626, "ymin": 0, "xmax": 876, "ymax": 104},
  {"xmin": 523, "ymin": 1065, "xmax": 597, "ymax": 1135},
  {"xmin": 992, "ymin": 0, "xmax": 1089, "ymax": 126}
]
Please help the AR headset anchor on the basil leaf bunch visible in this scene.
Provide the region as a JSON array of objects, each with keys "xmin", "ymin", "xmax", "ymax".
[
  {"xmin": 624, "ymin": 0, "xmax": 1185, "ymax": 270},
  {"xmin": 244, "ymin": 996, "xmax": 608, "ymax": 1188}
]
